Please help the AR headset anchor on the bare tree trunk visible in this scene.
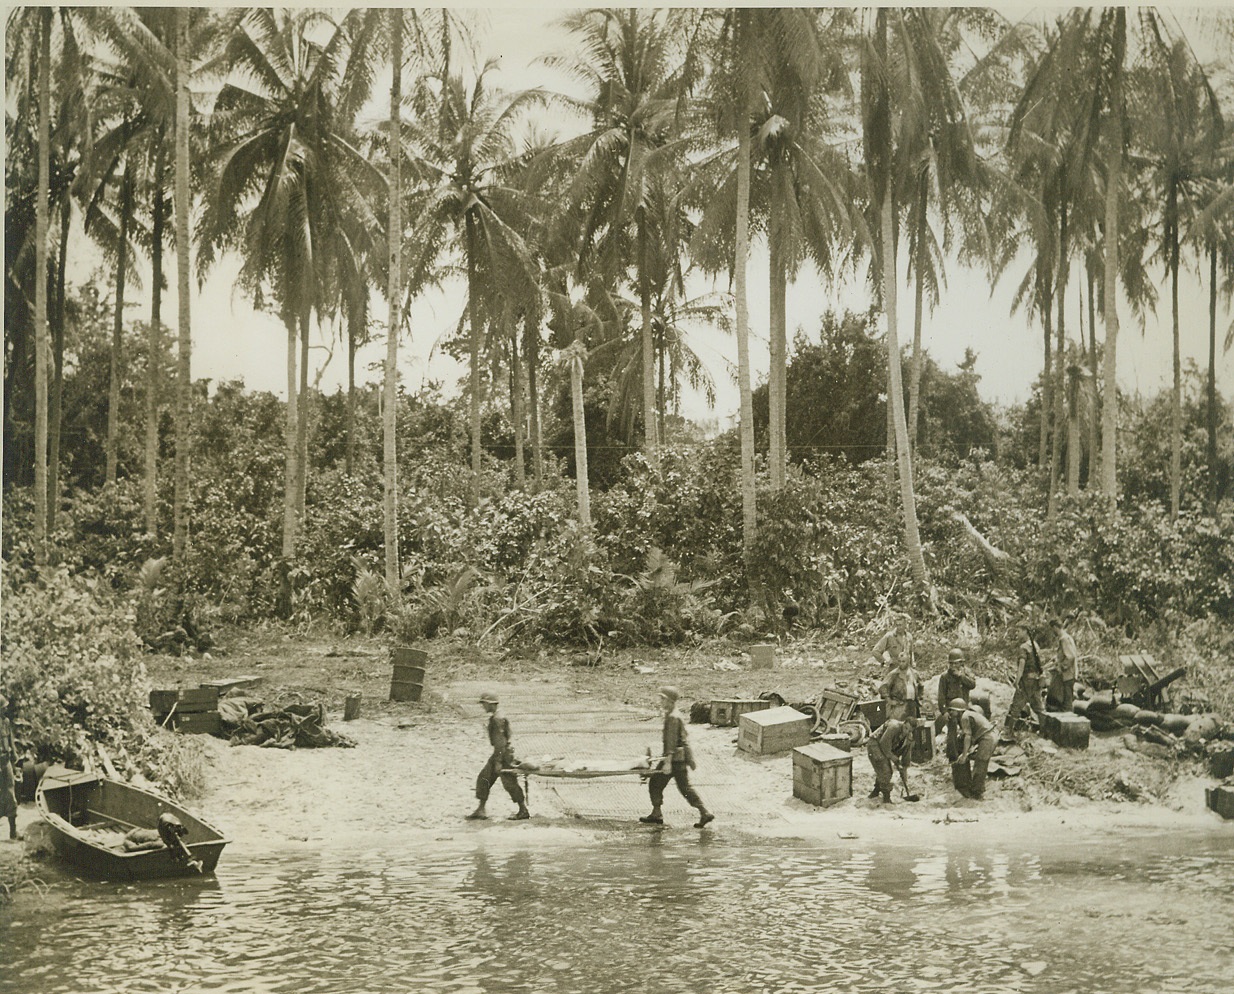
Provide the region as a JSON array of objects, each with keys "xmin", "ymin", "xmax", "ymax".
[
  {"xmin": 1039, "ymin": 291, "xmax": 1051, "ymax": 471},
  {"xmin": 509, "ymin": 309, "xmax": 525, "ymax": 490},
  {"xmin": 1100, "ymin": 111, "xmax": 1122, "ymax": 502},
  {"xmin": 526, "ymin": 312, "xmax": 543, "ymax": 491},
  {"xmin": 568, "ymin": 342, "xmax": 590, "ymax": 527},
  {"xmin": 1168, "ymin": 186, "xmax": 1181, "ymax": 520},
  {"xmin": 34, "ymin": 7, "xmax": 50, "ymax": 565},
  {"xmin": 908, "ymin": 179, "xmax": 927, "ymax": 452},
  {"xmin": 1209, "ymin": 243, "xmax": 1219, "ymax": 508},
  {"xmin": 296, "ymin": 309, "xmax": 310, "ymax": 528},
  {"xmin": 107, "ymin": 163, "xmax": 133, "ymax": 486},
  {"xmin": 172, "ymin": 7, "xmax": 193, "ymax": 560},
  {"xmin": 145, "ymin": 140, "xmax": 165, "ymax": 536},
  {"xmin": 383, "ymin": 10, "xmax": 402, "ymax": 595},
  {"xmin": 466, "ymin": 214, "xmax": 482, "ymax": 507},
  {"xmin": 346, "ymin": 301, "xmax": 360, "ymax": 477},
  {"xmin": 882, "ymin": 192, "xmax": 930, "ymax": 595},
  {"xmin": 1087, "ymin": 263, "xmax": 1099, "ymax": 487},
  {"xmin": 1067, "ymin": 366, "xmax": 1081, "ymax": 496},
  {"xmin": 282, "ymin": 316, "xmax": 299, "ymax": 558},
  {"xmin": 769, "ymin": 227, "xmax": 787, "ymax": 487},
  {"xmin": 639, "ymin": 222, "xmax": 657, "ymax": 465},
  {"xmin": 1048, "ymin": 202, "xmax": 1068, "ymax": 517},
  {"xmin": 656, "ymin": 318, "xmax": 666, "ymax": 445},
  {"xmin": 49, "ymin": 190, "xmax": 69, "ymax": 536},
  {"xmin": 735, "ymin": 92, "xmax": 758, "ymax": 560}
]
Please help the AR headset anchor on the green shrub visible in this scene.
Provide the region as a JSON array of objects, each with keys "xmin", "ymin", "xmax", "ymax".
[{"xmin": 1, "ymin": 565, "xmax": 148, "ymax": 763}]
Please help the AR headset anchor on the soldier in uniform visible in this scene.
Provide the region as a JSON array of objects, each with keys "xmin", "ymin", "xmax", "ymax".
[
  {"xmin": 467, "ymin": 692, "xmax": 530, "ymax": 821},
  {"xmin": 866, "ymin": 715, "xmax": 917, "ymax": 804},
  {"xmin": 643, "ymin": 686, "xmax": 714, "ymax": 828}
]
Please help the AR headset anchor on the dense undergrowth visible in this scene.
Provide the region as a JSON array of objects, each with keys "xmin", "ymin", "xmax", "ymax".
[{"xmin": 3, "ymin": 380, "xmax": 1233, "ymax": 777}]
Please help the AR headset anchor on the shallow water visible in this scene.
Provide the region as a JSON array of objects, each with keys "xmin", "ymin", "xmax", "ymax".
[{"xmin": 3, "ymin": 828, "xmax": 1232, "ymax": 994}]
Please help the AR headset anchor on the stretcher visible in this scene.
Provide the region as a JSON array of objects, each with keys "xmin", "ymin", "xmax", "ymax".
[{"xmin": 503, "ymin": 756, "xmax": 668, "ymax": 803}]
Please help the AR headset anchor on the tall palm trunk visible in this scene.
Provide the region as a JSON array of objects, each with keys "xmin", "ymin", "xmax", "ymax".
[
  {"xmin": 1208, "ymin": 243, "xmax": 1218, "ymax": 508},
  {"xmin": 49, "ymin": 191, "xmax": 69, "ymax": 534},
  {"xmin": 465, "ymin": 214, "xmax": 482, "ymax": 507},
  {"xmin": 1039, "ymin": 267, "xmax": 1053, "ymax": 472},
  {"xmin": 769, "ymin": 224, "xmax": 787, "ymax": 487},
  {"xmin": 383, "ymin": 10, "xmax": 402, "ymax": 595},
  {"xmin": 907, "ymin": 176, "xmax": 927, "ymax": 452},
  {"xmin": 345, "ymin": 300, "xmax": 360, "ymax": 476},
  {"xmin": 107, "ymin": 163, "xmax": 134, "ymax": 485},
  {"xmin": 882, "ymin": 193, "xmax": 930, "ymax": 594},
  {"xmin": 34, "ymin": 7, "xmax": 50, "ymax": 565},
  {"xmin": 639, "ymin": 221, "xmax": 657, "ymax": 463},
  {"xmin": 526, "ymin": 312, "xmax": 543, "ymax": 491},
  {"xmin": 656, "ymin": 320, "xmax": 667, "ymax": 443},
  {"xmin": 1168, "ymin": 183, "xmax": 1181, "ymax": 520},
  {"xmin": 735, "ymin": 93, "xmax": 757, "ymax": 561},
  {"xmin": 1086, "ymin": 263, "xmax": 1099, "ymax": 486},
  {"xmin": 1048, "ymin": 200, "xmax": 1068, "ymax": 516},
  {"xmin": 509, "ymin": 309, "xmax": 525, "ymax": 489},
  {"xmin": 145, "ymin": 140, "xmax": 165, "ymax": 536},
  {"xmin": 281, "ymin": 315, "xmax": 298, "ymax": 558},
  {"xmin": 1100, "ymin": 111, "xmax": 1123, "ymax": 502},
  {"xmin": 172, "ymin": 6, "xmax": 193, "ymax": 559},
  {"xmin": 567, "ymin": 341, "xmax": 590, "ymax": 526},
  {"xmin": 296, "ymin": 309, "xmax": 310, "ymax": 526},
  {"xmin": 1067, "ymin": 365, "xmax": 1081, "ymax": 495}
]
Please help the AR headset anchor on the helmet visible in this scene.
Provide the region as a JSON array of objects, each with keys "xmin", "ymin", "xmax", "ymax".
[
  {"xmin": 659, "ymin": 686, "xmax": 681, "ymax": 703},
  {"xmin": 478, "ymin": 692, "xmax": 499, "ymax": 705},
  {"xmin": 947, "ymin": 648, "xmax": 966, "ymax": 663},
  {"xmin": 948, "ymin": 698, "xmax": 969, "ymax": 712}
]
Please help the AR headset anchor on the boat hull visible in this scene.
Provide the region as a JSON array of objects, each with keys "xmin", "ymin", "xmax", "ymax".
[{"xmin": 36, "ymin": 768, "xmax": 229, "ymax": 881}]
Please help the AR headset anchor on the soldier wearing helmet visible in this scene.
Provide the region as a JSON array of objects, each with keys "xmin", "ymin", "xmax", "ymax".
[
  {"xmin": 466, "ymin": 691, "xmax": 530, "ymax": 822},
  {"xmin": 935, "ymin": 647, "xmax": 977, "ymax": 793},
  {"xmin": 951, "ymin": 697, "xmax": 997, "ymax": 800}
]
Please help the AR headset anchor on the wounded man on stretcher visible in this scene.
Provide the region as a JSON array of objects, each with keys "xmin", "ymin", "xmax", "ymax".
[{"xmin": 507, "ymin": 753, "xmax": 665, "ymax": 779}]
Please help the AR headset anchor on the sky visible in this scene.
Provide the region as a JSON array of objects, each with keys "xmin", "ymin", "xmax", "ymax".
[{"xmin": 68, "ymin": 4, "xmax": 1234, "ymax": 432}]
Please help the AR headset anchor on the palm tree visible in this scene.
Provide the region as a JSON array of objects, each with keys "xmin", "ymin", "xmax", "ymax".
[
  {"xmin": 860, "ymin": 7, "xmax": 980, "ymax": 597},
  {"xmin": 1138, "ymin": 38, "xmax": 1224, "ymax": 518},
  {"xmin": 405, "ymin": 59, "xmax": 540, "ymax": 508},
  {"xmin": 35, "ymin": 7, "xmax": 51, "ymax": 563},
  {"xmin": 696, "ymin": 7, "xmax": 820, "ymax": 563},
  {"xmin": 83, "ymin": 5, "xmax": 181, "ymax": 536},
  {"xmin": 200, "ymin": 9, "xmax": 381, "ymax": 566},
  {"xmin": 545, "ymin": 8, "xmax": 699, "ymax": 465}
]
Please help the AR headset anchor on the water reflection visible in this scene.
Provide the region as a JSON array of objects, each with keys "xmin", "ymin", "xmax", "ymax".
[{"xmin": 2, "ymin": 831, "xmax": 1232, "ymax": 994}]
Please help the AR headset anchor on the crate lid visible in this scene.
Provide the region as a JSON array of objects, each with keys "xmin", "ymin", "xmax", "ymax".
[
  {"xmin": 793, "ymin": 741, "xmax": 852, "ymax": 763},
  {"xmin": 740, "ymin": 705, "xmax": 810, "ymax": 728}
]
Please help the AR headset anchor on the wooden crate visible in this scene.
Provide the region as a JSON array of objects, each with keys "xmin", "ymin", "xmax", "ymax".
[
  {"xmin": 200, "ymin": 675, "xmax": 263, "ymax": 694},
  {"xmin": 709, "ymin": 698, "xmax": 771, "ymax": 727},
  {"xmin": 1041, "ymin": 710, "xmax": 1091, "ymax": 749},
  {"xmin": 858, "ymin": 698, "xmax": 887, "ymax": 732},
  {"xmin": 816, "ymin": 689, "xmax": 859, "ymax": 730},
  {"xmin": 910, "ymin": 723, "xmax": 934, "ymax": 764},
  {"xmin": 738, "ymin": 705, "xmax": 812, "ymax": 755},
  {"xmin": 793, "ymin": 742, "xmax": 853, "ymax": 807},
  {"xmin": 1205, "ymin": 785, "xmax": 1234, "ymax": 820},
  {"xmin": 170, "ymin": 710, "xmax": 221, "ymax": 736},
  {"xmin": 814, "ymin": 732, "xmax": 852, "ymax": 753},
  {"xmin": 150, "ymin": 686, "xmax": 219, "ymax": 715}
]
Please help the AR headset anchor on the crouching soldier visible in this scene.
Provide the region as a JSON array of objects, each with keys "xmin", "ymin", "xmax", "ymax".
[
  {"xmin": 951, "ymin": 698, "xmax": 996, "ymax": 800},
  {"xmin": 866, "ymin": 715, "xmax": 917, "ymax": 804},
  {"xmin": 467, "ymin": 692, "xmax": 530, "ymax": 821}
]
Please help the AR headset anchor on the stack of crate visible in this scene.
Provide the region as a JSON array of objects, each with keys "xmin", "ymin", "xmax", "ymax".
[
  {"xmin": 709, "ymin": 698, "xmax": 771, "ymax": 727},
  {"xmin": 738, "ymin": 706, "xmax": 812, "ymax": 755},
  {"xmin": 1040, "ymin": 710, "xmax": 1091, "ymax": 749},
  {"xmin": 150, "ymin": 685, "xmax": 221, "ymax": 736}
]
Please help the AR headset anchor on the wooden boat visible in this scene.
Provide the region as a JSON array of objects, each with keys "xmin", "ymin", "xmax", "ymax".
[{"xmin": 36, "ymin": 767, "xmax": 229, "ymax": 880}]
